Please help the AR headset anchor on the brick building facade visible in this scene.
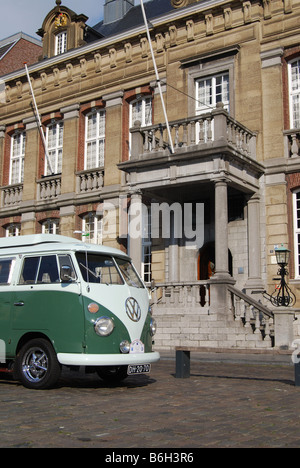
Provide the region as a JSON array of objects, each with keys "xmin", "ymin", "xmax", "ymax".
[{"xmin": 0, "ymin": 33, "xmax": 42, "ymax": 76}]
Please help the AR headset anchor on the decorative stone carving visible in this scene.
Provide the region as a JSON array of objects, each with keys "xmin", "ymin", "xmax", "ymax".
[
  {"xmin": 109, "ymin": 48, "xmax": 117, "ymax": 68},
  {"xmin": 124, "ymin": 42, "xmax": 132, "ymax": 63},
  {"xmin": 186, "ymin": 20, "xmax": 194, "ymax": 41},
  {"xmin": 140, "ymin": 37, "xmax": 148, "ymax": 58},
  {"xmin": 66, "ymin": 63, "xmax": 73, "ymax": 82},
  {"xmin": 171, "ymin": 0, "xmax": 189, "ymax": 8},
  {"xmin": 94, "ymin": 53, "xmax": 102, "ymax": 73}
]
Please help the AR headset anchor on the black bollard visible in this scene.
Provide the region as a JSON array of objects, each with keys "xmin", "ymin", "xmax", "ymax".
[
  {"xmin": 295, "ymin": 361, "xmax": 300, "ymax": 386},
  {"xmin": 175, "ymin": 350, "xmax": 190, "ymax": 378}
]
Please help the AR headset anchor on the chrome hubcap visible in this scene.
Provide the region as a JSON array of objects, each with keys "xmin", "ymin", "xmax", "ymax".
[{"xmin": 22, "ymin": 347, "xmax": 48, "ymax": 383}]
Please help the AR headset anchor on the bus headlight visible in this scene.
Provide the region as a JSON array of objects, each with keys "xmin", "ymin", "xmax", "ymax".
[
  {"xmin": 94, "ymin": 316, "xmax": 114, "ymax": 336},
  {"xmin": 150, "ymin": 318, "xmax": 157, "ymax": 336},
  {"xmin": 120, "ymin": 340, "xmax": 130, "ymax": 354}
]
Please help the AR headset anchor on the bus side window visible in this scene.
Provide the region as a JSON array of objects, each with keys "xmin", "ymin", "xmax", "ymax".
[
  {"xmin": 58, "ymin": 255, "xmax": 76, "ymax": 281},
  {"xmin": 37, "ymin": 256, "xmax": 59, "ymax": 283},
  {"xmin": 0, "ymin": 258, "xmax": 15, "ymax": 284},
  {"xmin": 19, "ymin": 257, "xmax": 40, "ymax": 284}
]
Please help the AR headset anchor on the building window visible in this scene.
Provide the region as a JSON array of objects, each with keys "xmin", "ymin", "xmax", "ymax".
[
  {"xmin": 289, "ymin": 58, "xmax": 300, "ymax": 129},
  {"xmin": 55, "ymin": 31, "xmax": 67, "ymax": 55},
  {"xmin": 82, "ymin": 213, "xmax": 103, "ymax": 244},
  {"xmin": 42, "ymin": 219, "xmax": 60, "ymax": 234},
  {"xmin": 195, "ymin": 72, "xmax": 229, "ymax": 114},
  {"xmin": 194, "ymin": 72, "xmax": 229, "ymax": 142},
  {"xmin": 293, "ymin": 189, "xmax": 300, "ymax": 278},
  {"xmin": 6, "ymin": 223, "xmax": 21, "ymax": 237},
  {"xmin": 10, "ymin": 131, "xmax": 25, "ymax": 185},
  {"xmin": 85, "ymin": 110, "xmax": 106, "ymax": 169},
  {"xmin": 130, "ymin": 96, "xmax": 152, "ymax": 127},
  {"xmin": 142, "ymin": 206, "xmax": 152, "ymax": 284},
  {"xmin": 45, "ymin": 121, "xmax": 63, "ymax": 175},
  {"xmin": 129, "ymin": 96, "xmax": 152, "ymax": 156}
]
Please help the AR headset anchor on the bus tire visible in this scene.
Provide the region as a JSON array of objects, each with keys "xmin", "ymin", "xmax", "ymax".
[
  {"xmin": 15, "ymin": 338, "xmax": 61, "ymax": 390},
  {"xmin": 96, "ymin": 365, "xmax": 128, "ymax": 384}
]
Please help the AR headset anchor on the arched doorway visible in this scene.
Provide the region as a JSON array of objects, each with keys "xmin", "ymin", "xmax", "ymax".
[{"xmin": 198, "ymin": 242, "xmax": 232, "ymax": 305}]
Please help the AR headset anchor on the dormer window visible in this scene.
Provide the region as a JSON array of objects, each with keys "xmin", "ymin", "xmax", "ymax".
[{"xmin": 55, "ymin": 31, "xmax": 67, "ymax": 55}]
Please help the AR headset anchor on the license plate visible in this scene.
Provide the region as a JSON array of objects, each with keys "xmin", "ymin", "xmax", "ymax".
[{"xmin": 127, "ymin": 364, "xmax": 151, "ymax": 375}]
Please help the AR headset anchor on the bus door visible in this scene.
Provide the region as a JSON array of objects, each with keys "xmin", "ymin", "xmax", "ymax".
[
  {"xmin": 12, "ymin": 253, "xmax": 85, "ymax": 354},
  {"xmin": 0, "ymin": 256, "xmax": 16, "ymax": 359}
]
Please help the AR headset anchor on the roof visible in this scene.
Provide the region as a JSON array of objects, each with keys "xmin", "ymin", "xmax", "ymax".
[
  {"xmin": 92, "ymin": 0, "xmax": 176, "ymax": 38},
  {"xmin": 0, "ymin": 234, "xmax": 129, "ymax": 258},
  {"xmin": 0, "ymin": 33, "xmax": 41, "ymax": 61}
]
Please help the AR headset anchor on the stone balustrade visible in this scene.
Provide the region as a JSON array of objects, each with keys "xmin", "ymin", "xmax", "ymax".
[
  {"xmin": 130, "ymin": 105, "xmax": 257, "ymax": 161},
  {"xmin": 37, "ymin": 175, "xmax": 61, "ymax": 202},
  {"xmin": 76, "ymin": 168, "xmax": 104, "ymax": 194},
  {"xmin": 284, "ymin": 129, "xmax": 300, "ymax": 158},
  {"xmin": 151, "ymin": 281, "xmax": 211, "ymax": 308},
  {"xmin": 1, "ymin": 184, "xmax": 23, "ymax": 207}
]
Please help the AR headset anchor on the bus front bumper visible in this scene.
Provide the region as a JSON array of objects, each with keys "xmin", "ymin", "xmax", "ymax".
[{"xmin": 57, "ymin": 351, "xmax": 160, "ymax": 367}]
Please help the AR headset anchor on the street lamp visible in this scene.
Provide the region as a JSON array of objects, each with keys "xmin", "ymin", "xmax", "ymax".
[{"xmin": 268, "ymin": 244, "xmax": 296, "ymax": 307}]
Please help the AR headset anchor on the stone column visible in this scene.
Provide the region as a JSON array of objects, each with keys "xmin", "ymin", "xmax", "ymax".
[
  {"xmin": 214, "ymin": 178, "xmax": 230, "ymax": 279},
  {"xmin": 245, "ymin": 193, "xmax": 264, "ymax": 293},
  {"xmin": 128, "ymin": 191, "xmax": 143, "ymax": 275}
]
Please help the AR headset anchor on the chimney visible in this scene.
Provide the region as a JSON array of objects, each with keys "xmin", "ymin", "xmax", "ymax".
[{"xmin": 103, "ymin": 0, "xmax": 134, "ymax": 24}]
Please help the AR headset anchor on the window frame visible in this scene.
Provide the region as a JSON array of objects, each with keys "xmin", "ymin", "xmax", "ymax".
[
  {"xmin": 293, "ymin": 189, "xmax": 300, "ymax": 279},
  {"xmin": 9, "ymin": 131, "xmax": 25, "ymax": 185},
  {"xmin": 288, "ymin": 58, "xmax": 300, "ymax": 129},
  {"xmin": 41, "ymin": 219, "xmax": 60, "ymax": 235},
  {"xmin": 195, "ymin": 72, "xmax": 230, "ymax": 114},
  {"xmin": 5, "ymin": 223, "xmax": 21, "ymax": 237},
  {"xmin": 129, "ymin": 95, "xmax": 153, "ymax": 158},
  {"xmin": 82, "ymin": 212, "xmax": 103, "ymax": 245},
  {"xmin": 55, "ymin": 31, "xmax": 67, "ymax": 56},
  {"xmin": 45, "ymin": 120, "xmax": 64, "ymax": 176},
  {"xmin": 84, "ymin": 109, "xmax": 106, "ymax": 170}
]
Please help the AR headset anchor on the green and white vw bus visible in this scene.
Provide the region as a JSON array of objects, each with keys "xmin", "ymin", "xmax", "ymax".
[{"xmin": 0, "ymin": 234, "xmax": 159, "ymax": 389}]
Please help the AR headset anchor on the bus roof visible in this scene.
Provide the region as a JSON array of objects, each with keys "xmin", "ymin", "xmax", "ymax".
[{"xmin": 0, "ymin": 234, "xmax": 130, "ymax": 258}]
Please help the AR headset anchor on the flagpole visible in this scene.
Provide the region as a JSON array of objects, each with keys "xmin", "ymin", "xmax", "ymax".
[
  {"xmin": 24, "ymin": 63, "xmax": 54, "ymax": 174},
  {"xmin": 140, "ymin": 0, "xmax": 174, "ymax": 154}
]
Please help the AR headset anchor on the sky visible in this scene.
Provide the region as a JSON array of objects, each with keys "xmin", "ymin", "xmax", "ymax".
[{"xmin": 0, "ymin": 0, "xmax": 147, "ymax": 41}]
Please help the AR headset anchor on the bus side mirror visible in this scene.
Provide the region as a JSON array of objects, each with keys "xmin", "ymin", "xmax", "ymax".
[{"xmin": 60, "ymin": 265, "xmax": 73, "ymax": 282}]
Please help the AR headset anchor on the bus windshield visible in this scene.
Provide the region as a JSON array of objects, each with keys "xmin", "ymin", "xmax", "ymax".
[{"xmin": 75, "ymin": 252, "xmax": 144, "ymax": 288}]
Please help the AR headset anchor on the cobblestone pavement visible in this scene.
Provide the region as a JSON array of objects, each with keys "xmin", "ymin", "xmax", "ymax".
[{"xmin": 0, "ymin": 352, "xmax": 300, "ymax": 449}]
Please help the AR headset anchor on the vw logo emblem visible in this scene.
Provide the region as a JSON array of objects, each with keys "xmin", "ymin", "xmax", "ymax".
[{"xmin": 125, "ymin": 297, "xmax": 141, "ymax": 322}]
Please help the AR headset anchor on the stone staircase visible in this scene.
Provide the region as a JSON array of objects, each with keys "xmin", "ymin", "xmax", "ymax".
[{"xmin": 151, "ymin": 282, "xmax": 274, "ymax": 351}]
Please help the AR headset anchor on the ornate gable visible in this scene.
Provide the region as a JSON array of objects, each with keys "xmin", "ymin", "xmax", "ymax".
[{"xmin": 37, "ymin": 0, "xmax": 88, "ymax": 59}]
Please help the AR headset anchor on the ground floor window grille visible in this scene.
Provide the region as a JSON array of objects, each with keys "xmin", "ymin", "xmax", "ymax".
[{"xmin": 293, "ymin": 189, "xmax": 300, "ymax": 278}]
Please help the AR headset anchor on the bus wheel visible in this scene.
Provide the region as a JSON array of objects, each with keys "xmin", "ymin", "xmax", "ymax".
[
  {"xmin": 15, "ymin": 338, "xmax": 61, "ymax": 390},
  {"xmin": 96, "ymin": 366, "xmax": 128, "ymax": 384}
]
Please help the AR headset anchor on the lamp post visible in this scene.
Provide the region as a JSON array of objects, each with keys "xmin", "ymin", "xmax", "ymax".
[{"xmin": 268, "ymin": 244, "xmax": 296, "ymax": 307}]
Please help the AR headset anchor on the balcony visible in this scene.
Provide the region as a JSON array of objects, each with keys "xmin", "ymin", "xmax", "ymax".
[
  {"xmin": 119, "ymin": 104, "xmax": 263, "ymax": 194},
  {"xmin": 284, "ymin": 129, "xmax": 300, "ymax": 158},
  {"xmin": 1, "ymin": 183, "xmax": 23, "ymax": 208},
  {"xmin": 75, "ymin": 168, "xmax": 104, "ymax": 202}
]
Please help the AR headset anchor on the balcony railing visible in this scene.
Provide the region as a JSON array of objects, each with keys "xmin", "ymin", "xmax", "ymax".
[
  {"xmin": 76, "ymin": 168, "xmax": 104, "ymax": 195},
  {"xmin": 151, "ymin": 281, "xmax": 211, "ymax": 308},
  {"xmin": 37, "ymin": 175, "xmax": 61, "ymax": 202},
  {"xmin": 284, "ymin": 129, "xmax": 300, "ymax": 158},
  {"xmin": 130, "ymin": 104, "xmax": 257, "ymax": 161},
  {"xmin": 1, "ymin": 183, "xmax": 23, "ymax": 207}
]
